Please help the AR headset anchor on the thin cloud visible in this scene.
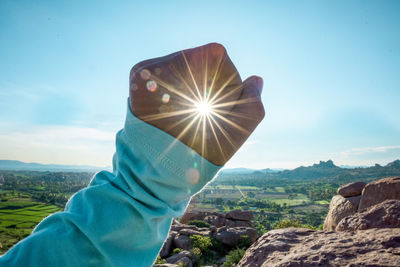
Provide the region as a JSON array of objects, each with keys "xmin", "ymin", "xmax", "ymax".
[
  {"xmin": 341, "ymin": 145, "xmax": 400, "ymax": 157},
  {"xmin": 0, "ymin": 125, "xmax": 115, "ymax": 166}
]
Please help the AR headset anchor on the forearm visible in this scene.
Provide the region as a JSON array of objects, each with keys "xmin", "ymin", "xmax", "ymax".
[{"xmin": 0, "ymin": 101, "xmax": 221, "ymax": 267}]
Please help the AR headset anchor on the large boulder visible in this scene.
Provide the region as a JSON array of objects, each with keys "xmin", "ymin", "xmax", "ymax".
[
  {"xmin": 336, "ymin": 199, "xmax": 400, "ymax": 231},
  {"xmin": 226, "ymin": 210, "xmax": 253, "ymax": 221},
  {"xmin": 359, "ymin": 177, "xmax": 400, "ymax": 210},
  {"xmin": 337, "ymin": 181, "xmax": 366, "ymax": 197},
  {"xmin": 159, "ymin": 231, "xmax": 177, "ymax": 257},
  {"xmin": 237, "ymin": 228, "xmax": 400, "ymax": 267},
  {"xmin": 225, "ymin": 219, "xmax": 252, "ymax": 228},
  {"xmin": 323, "ymin": 195, "xmax": 360, "ymax": 230},
  {"xmin": 173, "ymin": 234, "xmax": 191, "ymax": 250},
  {"xmin": 166, "ymin": 250, "xmax": 192, "ymax": 265},
  {"xmin": 215, "ymin": 227, "xmax": 258, "ymax": 247}
]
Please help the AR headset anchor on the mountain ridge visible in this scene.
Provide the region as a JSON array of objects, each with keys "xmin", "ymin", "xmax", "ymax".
[{"xmin": 0, "ymin": 159, "xmax": 110, "ymax": 172}]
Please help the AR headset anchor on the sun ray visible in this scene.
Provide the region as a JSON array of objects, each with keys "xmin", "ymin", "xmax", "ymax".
[
  {"xmin": 169, "ymin": 64, "xmax": 201, "ymax": 103},
  {"xmin": 203, "ymin": 52, "xmax": 208, "ymax": 102},
  {"xmin": 151, "ymin": 75, "xmax": 198, "ymax": 105},
  {"xmin": 209, "ymin": 115, "xmax": 237, "ymax": 149},
  {"xmin": 213, "ymin": 108, "xmax": 257, "ymax": 120},
  {"xmin": 165, "ymin": 112, "xmax": 198, "ymax": 132},
  {"xmin": 207, "ymin": 53, "xmax": 225, "ymax": 102},
  {"xmin": 210, "ymin": 83, "xmax": 243, "ymax": 105},
  {"xmin": 139, "ymin": 108, "xmax": 196, "ymax": 122},
  {"xmin": 211, "ymin": 111, "xmax": 250, "ymax": 135},
  {"xmin": 156, "ymin": 113, "xmax": 201, "ymax": 162},
  {"xmin": 211, "ymin": 97, "xmax": 260, "ymax": 109},
  {"xmin": 206, "ymin": 115, "xmax": 226, "ymax": 162},
  {"xmin": 208, "ymin": 72, "xmax": 239, "ymax": 104},
  {"xmin": 181, "ymin": 51, "xmax": 202, "ymax": 101},
  {"xmin": 201, "ymin": 114, "xmax": 207, "ymax": 157},
  {"xmin": 190, "ymin": 115, "xmax": 203, "ymax": 148}
]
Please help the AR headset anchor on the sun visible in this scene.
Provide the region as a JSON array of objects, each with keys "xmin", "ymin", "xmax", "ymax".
[{"xmin": 195, "ymin": 100, "xmax": 213, "ymax": 116}]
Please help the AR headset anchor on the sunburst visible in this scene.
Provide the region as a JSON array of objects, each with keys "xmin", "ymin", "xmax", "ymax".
[{"xmin": 138, "ymin": 49, "xmax": 260, "ymax": 168}]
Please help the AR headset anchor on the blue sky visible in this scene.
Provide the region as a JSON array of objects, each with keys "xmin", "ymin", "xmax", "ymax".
[{"xmin": 0, "ymin": 0, "xmax": 399, "ymax": 169}]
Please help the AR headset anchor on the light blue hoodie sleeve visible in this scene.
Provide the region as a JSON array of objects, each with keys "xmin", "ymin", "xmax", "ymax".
[{"xmin": 0, "ymin": 100, "xmax": 222, "ymax": 267}]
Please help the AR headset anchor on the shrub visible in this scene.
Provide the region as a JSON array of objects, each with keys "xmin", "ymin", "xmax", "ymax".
[
  {"xmin": 223, "ymin": 248, "xmax": 245, "ymax": 267},
  {"xmin": 210, "ymin": 236, "xmax": 227, "ymax": 255},
  {"xmin": 190, "ymin": 235, "xmax": 212, "ymax": 252},
  {"xmin": 154, "ymin": 256, "xmax": 166, "ymax": 264},
  {"xmin": 273, "ymin": 219, "xmax": 303, "ymax": 229},
  {"xmin": 190, "ymin": 247, "xmax": 202, "ymax": 257},
  {"xmin": 172, "ymin": 248, "xmax": 183, "ymax": 255},
  {"xmin": 187, "ymin": 220, "xmax": 211, "ymax": 228},
  {"xmin": 237, "ymin": 235, "xmax": 252, "ymax": 249}
]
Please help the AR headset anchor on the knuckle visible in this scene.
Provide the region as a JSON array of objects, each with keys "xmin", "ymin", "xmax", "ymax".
[{"xmin": 206, "ymin": 42, "xmax": 226, "ymax": 54}]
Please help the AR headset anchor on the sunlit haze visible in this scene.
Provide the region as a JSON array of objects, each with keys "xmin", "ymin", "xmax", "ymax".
[{"xmin": 0, "ymin": 0, "xmax": 399, "ymax": 169}]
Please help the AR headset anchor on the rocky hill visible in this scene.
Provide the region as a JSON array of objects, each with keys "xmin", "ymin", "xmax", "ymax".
[
  {"xmin": 238, "ymin": 176, "xmax": 400, "ymax": 266},
  {"xmin": 216, "ymin": 159, "xmax": 400, "ymax": 185},
  {"xmin": 155, "ymin": 176, "xmax": 400, "ymax": 266},
  {"xmin": 154, "ymin": 210, "xmax": 258, "ymax": 266}
]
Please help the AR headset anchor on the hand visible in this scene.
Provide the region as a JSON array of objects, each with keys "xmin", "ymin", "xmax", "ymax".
[{"xmin": 129, "ymin": 43, "xmax": 264, "ymax": 166}]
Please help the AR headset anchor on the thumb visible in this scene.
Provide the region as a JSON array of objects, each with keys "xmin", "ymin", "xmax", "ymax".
[
  {"xmin": 242, "ymin": 75, "xmax": 263, "ymax": 99},
  {"xmin": 230, "ymin": 75, "xmax": 265, "ymax": 126}
]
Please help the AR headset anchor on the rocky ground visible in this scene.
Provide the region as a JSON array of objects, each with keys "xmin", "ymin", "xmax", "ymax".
[
  {"xmin": 238, "ymin": 176, "xmax": 400, "ymax": 267},
  {"xmin": 155, "ymin": 176, "xmax": 400, "ymax": 266},
  {"xmin": 155, "ymin": 210, "xmax": 258, "ymax": 267}
]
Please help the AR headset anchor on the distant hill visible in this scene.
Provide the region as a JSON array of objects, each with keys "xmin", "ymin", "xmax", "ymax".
[
  {"xmin": 0, "ymin": 160, "xmax": 110, "ymax": 172},
  {"xmin": 215, "ymin": 159, "xmax": 400, "ymax": 185}
]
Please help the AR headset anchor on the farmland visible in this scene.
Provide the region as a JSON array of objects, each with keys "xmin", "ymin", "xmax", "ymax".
[
  {"xmin": 1, "ymin": 159, "xmax": 399, "ymax": 254},
  {"xmin": 0, "ymin": 197, "xmax": 62, "ymax": 254}
]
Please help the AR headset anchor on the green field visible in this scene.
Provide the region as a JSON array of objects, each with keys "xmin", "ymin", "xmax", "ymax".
[{"xmin": 0, "ymin": 199, "xmax": 62, "ymax": 254}]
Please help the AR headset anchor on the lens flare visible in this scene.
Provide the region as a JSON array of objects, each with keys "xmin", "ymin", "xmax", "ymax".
[
  {"xmin": 161, "ymin": 93, "xmax": 170, "ymax": 103},
  {"xmin": 195, "ymin": 101, "xmax": 213, "ymax": 116},
  {"xmin": 139, "ymin": 49, "xmax": 260, "ymax": 164},
  {"xmin": 146, "ymin": 80, "xmax": 157, "ymax": 92}
]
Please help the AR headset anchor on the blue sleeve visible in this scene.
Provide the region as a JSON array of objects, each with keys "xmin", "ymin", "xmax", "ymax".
[{"xmin": 0, "ymin": 100, "xmax": 222, "ymax": 267}]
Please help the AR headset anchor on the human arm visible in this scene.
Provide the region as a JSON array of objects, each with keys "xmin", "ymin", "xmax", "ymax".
[
  {"xmin": 0, "ymin": 102, "xmax": 221, "ymax": 267},
  {"xmin": 0, "ymin": 43, "xmax": 264, "ymax": 266}
]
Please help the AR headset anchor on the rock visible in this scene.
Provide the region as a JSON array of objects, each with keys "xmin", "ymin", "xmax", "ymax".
[
  {"xmin": 179, "ymin": 228, "xmax": 210, "ymax": 237},
  {"xmin": 323, "ymin": 195, "xmax": 360, "ymax": 230},
  {"xmin": 226, "ymin": 210, "xmax": 253, "ymax": 221},
  {"xmin": 225, "ymin": 219, "xmax": 236, "ymax": 228},
  {"xmin": 173, "ymin": 234, "xmax": 191, "ymax": 250},
  {"xmin": 180, "ymin": 211, "xmax": 226, "ymax": 227},
  {"xmin": 170, "ymin": 223, "xmax": 197, "ymax": 233},
  {"xmin": 166, "ymin": 250, "xmax": 192, "ymax": 264},
  {"xmin": 217, "ymin": 256, "xmax": 226, "ymax": 265},
  {"xmin": 237, "ymin": 228, "xmax": 400, "ymax": 267},
  {"xmin": 159, "ymin": 231, "xmax": 177, "ymax": 257},
  {"xmin": 175, "ymin": 257, "xmax": 192, "ymax": 267},
  {"xmin": 336, "ymin": 199, "xmax": 400, "ymax": 231},
  {"xmin": 215, "ymin": 227, "xmax": 258, "ymax": 247},
  {"xmin": 337, "ymin": 181, "xmax": 366, "ymax": 197},
  {"xmin": 226, "ymin": 219, "xmax": 252, "ymax": 228},
  {"xmin": 153, "ymin": 264, "xmax": 178, "ymax": 267},
  {"xmin": 359, "ymin": 177, "xmax": 400, "ymax": 210},
  {"xmin": 234, "ymin": 220, "xmax": 253, "ymax": 227}
]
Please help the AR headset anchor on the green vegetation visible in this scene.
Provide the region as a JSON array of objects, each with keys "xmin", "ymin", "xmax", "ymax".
[
  {"xmin": 0, "ymin": 170, "xmax": 91, "ymax": 254},
  {"xmin": 154, "ymin": 256, "xmax": 167, "ymax": 264},
  {"xmin": 172, "ymin": 247, "xmax": 184, "ymax": 255},
  {"xmin": 223, "ymin": 248, "xmax": 245, "ymax": 267},
  {"xmin": 187, "ymin": 220, "xmax": 211, "ymax": 228}
]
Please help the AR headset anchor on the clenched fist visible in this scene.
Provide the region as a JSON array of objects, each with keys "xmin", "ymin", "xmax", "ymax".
[{"xmin": 129, "ymin": 43, "xmax": 264, "ymax": 166}]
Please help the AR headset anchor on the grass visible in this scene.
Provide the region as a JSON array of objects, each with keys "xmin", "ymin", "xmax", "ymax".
[{"xmin": 0, "ymin": 200, "xmax": 62, "ymax": 254}]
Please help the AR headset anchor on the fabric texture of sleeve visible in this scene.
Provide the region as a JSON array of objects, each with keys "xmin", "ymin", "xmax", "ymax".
[{"xmin": 0, "ymin": 100, "xmax": 222, "ymax": 267}]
